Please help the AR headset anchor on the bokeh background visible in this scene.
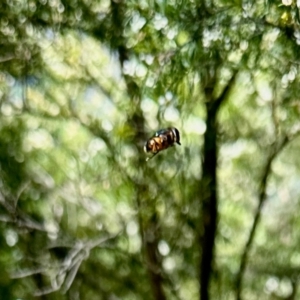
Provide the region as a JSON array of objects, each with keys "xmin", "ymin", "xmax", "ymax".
[{"xmin": 1, "ymin": 0, "xmax": 300, "ymax": 299}]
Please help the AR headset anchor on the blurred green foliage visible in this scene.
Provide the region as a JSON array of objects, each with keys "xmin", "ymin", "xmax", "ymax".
[{"xmin": 0, "ymin": 0, "xmax": 300, "ymax": 299}]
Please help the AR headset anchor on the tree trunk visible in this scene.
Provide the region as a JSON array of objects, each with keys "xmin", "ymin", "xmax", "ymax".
[{"xmin": 199, "ymin": 74, "xmax": 236, "ymax": 300}]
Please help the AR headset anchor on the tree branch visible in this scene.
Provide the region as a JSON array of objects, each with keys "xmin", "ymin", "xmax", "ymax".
[{"xmin": 235, "ymin": 135, "xmax": 292, "ymax": 300}]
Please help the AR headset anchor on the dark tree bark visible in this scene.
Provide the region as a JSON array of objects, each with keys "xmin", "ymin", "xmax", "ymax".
[
  {"xmin": 199, "ymin": 102, "xmax": 218, "ymax": 300},
  {"xmin": 199, "ymin": 75, "xmax": 236, "ymax": 300}
]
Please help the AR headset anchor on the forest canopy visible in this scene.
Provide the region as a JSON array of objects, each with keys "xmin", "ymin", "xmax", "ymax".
[{"xmin": 1, "ymin": 0, "xmax": 300, "ymax": 299}]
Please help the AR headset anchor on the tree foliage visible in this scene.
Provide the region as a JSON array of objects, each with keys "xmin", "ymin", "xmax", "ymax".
[{"xmin": 1, "ymin": 0, "xmax": 300, "ymax": 299}]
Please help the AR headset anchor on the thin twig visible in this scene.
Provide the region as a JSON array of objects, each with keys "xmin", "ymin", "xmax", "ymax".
[{"xmin": 235, "ymin": 132, "xmax": 300, "ymax": 300}]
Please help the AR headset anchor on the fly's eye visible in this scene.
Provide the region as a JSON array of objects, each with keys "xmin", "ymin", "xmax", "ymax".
[{"xmin": 144, "ymin": 141, "xmax": 152, "ymax": 153}]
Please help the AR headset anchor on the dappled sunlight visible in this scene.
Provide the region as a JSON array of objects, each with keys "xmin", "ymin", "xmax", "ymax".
[{"xmin": 0, "ymin": 0, "xmax": 300, "ymax": 299}]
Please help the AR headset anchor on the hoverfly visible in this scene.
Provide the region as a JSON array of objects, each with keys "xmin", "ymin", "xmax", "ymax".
[{"xmin": 144, "ymin": 127, "xmax": 181, "ymax": 161}]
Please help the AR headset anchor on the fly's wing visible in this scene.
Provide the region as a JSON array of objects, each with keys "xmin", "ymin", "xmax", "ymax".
[
  {"xmin": 154, "ymin": 128, "xmax": 169, "ymax": 137},
  {"xmin": 155, "ymin": 128, "xmax": 175, "ymax": 149}
]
